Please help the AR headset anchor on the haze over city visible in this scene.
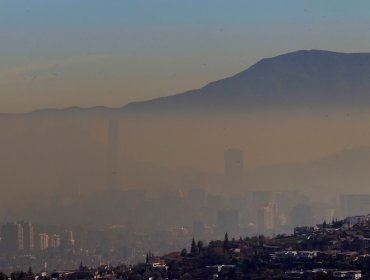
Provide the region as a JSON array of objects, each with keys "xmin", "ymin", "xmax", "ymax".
[{"xmin": 3, "ymin": 1, "xmax": 370, "ymax": 278}]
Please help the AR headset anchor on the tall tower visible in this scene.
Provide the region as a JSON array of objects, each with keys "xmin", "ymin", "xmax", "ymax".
[
  {"xmin": 224, "ymin": 148, "xmax": 244, "ymax": 193},
  {"xmin": 1, "ymin": 222, "xmax": 24, "ymax": 253},
  {"xmin": 107, "ymin": 120, "xmax": 120, "ymax": 188},
  {"xmin": 19, "ymin": 221, "xmax": 34, "ymax": 252}
]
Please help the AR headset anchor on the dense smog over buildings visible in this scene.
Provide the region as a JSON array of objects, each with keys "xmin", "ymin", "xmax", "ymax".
[{"xmin": 3, "ymin": 1, "xmax": 370, "ymax": 278}]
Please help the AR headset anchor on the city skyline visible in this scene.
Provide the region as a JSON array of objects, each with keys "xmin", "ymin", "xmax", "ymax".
[{"xmin": 3, "ymin": 1, "xmax": 370, "ymax": 277}]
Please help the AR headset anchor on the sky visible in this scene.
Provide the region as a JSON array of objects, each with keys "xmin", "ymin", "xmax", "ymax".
[{"xmin": 2, "ymin": 0, "xmax": 370, "ymax": 113}]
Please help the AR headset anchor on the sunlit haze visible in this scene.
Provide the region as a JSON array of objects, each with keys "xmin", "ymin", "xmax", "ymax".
[{"xmin": 3, "ymin": 1, "xmax": 370, "ymax": 277}]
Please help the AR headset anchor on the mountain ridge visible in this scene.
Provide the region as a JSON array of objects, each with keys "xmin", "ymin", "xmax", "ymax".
[
  {"xmin": 122, "ymin": 49, "xmax": 370, "ymax": 114},
  {"xmin": 5, "ymin": 49, "xmax": 370, "ymax": 116}
]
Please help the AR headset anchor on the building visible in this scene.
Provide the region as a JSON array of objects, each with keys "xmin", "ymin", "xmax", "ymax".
[
  {"xmin": 39, "ymin": 233, "xmax": 50, "ymax": 251},
  {"xmin": 61, "ymin": 230, "xmax": 75, "ymax": 248},
  {"xmin": 252, "ymin": 191, "xmax": 273, "ymax": 222},
  {"xmin": 50, "ymin": 234, "xmax": 61, "ymax": 249},
  {"xmin": 274, "ymin": 191, "xmax": 299, "ymax": 219},
  {"xmin": 262, "ymin": 202, "xmax": 278, "ymax": 235},
  {"xmin": 1, "ymin": 222, "xmax": 24, "ymax": 253},
  {"xmin": 332, "ymin": 270, "xmax": 361, "ymax": 279},
  {"xmin": 19, "ymin": 221, "xmax": 34, "ymax": 252}
]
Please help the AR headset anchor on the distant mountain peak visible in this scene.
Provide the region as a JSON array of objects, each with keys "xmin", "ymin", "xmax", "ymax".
[
  {"xmin": 122, "ymin": 49, "xmax": 370, "ymax": 114},
  {"xmin": 10, "ymin": 49, "xmax": 370, "ymax": 117}
]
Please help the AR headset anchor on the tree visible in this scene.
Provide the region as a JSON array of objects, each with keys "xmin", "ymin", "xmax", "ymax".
[
  {"xmin": 180, "ymin": 273, "xmax": 192, "ymax": 280},
  {"xmin": 332, "ymin": 218, "xmax": 343, "ymax": 228},
  {"xmin": 27, "ymin": 266, "xmax": 33, "ymax": 276},
  {"xmin": 315, "ymin": 273, "xmax": 331, "ymax": 280},
  {"xmin": 180, "ymin": 248, "xmax": 188, "ymax": 257},
  {"xmin": 323, "ymin": 220, "xmax": 327, "ymax": 228},
  {"xmin": 79, "ymin": 261, "xmax": 88, "ymax": 271},
  {"xmin": 167, "ymin": 260, "xmax": 181, "ymax": 279},
  {"xmin": 223, "ymin": 232, "xmax": 230, "ymax": 249},
  {"xmin": 152, "ymin": 271, "xmax": 162, "ymax": 280},
  {"xmin": 10, "ymin": 271, "xmax": 26, "ymax": 280}
]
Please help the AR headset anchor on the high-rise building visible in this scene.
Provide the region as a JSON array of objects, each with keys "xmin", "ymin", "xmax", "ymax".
[
  {"xmin": 107, "ymin": 120, "xmax": 120, "ymax": 188},
  {"xmin": 16, "ymin": 223, "xmax": 24, "ymax": 251},
  {"xmin": 50, "ymin": 234, "xmax": 61, "ymax": 249},
  {"xmin": 224, "ymin": 148, "xmax": 244, "ymax": 193},
  {"xmin": 256, "ymin": 204, "xmax": 277, "ymax": 234},
  {"xmin": 1, "ymin": 222, "xmax": 24, "ymax": 253},
  {"xmin": 274, "ymin": 191, "xmax": 299, "ymax": 220},
  {"xmin": 19, "ymin": 221, "xmax": 34, "ymax": 252},
  {"xmin": 252, "ymin": 191, "xmax": 273, "ymax": 223},
  {"xmin": 39, "ymin": 233, "xmax": 50, "ymax": 251},
  {"xmin": 61, "ymin": 230, "xmax": 75, "ymax": 248},
  {"xmin": 262, "ymin": 202, "xmax": 278, "ymax": 235}
]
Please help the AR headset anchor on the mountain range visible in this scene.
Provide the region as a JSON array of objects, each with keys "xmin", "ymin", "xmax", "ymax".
[
  {"xmin": 5, "ymin": 49, "xmax": 370, "ymax": 116},
  {"xmin": 123, "ymin": 49, "xmax": 370, "ymax": 114},
  {"xmin": 123, "ymin": 50, "xmax": 370, "ymax": 112}
]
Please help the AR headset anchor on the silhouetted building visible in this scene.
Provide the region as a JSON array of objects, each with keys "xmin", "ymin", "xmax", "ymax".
[{"xmin": 1, "ymin": 222, "xmax": 24, "ymax": 253}]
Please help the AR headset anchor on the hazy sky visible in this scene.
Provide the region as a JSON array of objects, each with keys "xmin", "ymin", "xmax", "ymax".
[{"xmin": 2, "ymin": 0, "xmax": 370, "ymax": 113}]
